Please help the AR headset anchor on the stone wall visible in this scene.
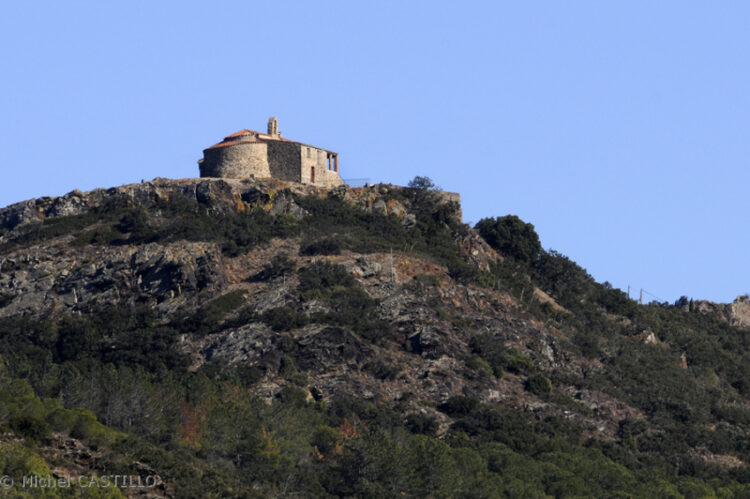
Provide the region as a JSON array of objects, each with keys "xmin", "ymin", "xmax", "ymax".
[
  {"xmin": 299, "ymin": 145, "xmax": 318, "ymax": 184},
  {"xmin": 435, "ymin": 191, "xmax": 462, "ymax": 220},
  {"xmin": 313, "ymin": 165, "xmax": 344, "ymax": 188},
  {"xmin": 199, "ymin": 136, "xmax": 342, "ymax": 187},
  {"xmin": 266, "ymin": 141, "xmax": 302, "ymax": 182},
  {"xmin": 200, "ymin": 142, "xmax": 270, "ymax": 179},
  {"xmin": 300, "ymin": 146, "xmax": 342, "ymax": 188}
]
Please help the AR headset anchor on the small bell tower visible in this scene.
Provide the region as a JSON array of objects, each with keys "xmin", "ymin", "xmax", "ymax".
[{"xmin": 267, "ymin": 117, "xmax": 279, "ymax": 137}]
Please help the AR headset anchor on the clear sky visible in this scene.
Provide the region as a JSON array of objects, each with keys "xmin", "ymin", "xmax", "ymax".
[{"xmin": 1, "ymin": 2, "xmax": 747, "ymax": 303}]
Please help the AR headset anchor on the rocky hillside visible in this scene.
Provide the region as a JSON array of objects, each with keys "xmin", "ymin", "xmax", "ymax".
[
  {"xmin": 1, "ymin": 177, "xmax": 749, "ymax": 497},
  {"xmin": 688, "ymin": 296, "xmax": 750, "ymax": 329},
  {"xmin": 0, "ymin": 178, "xmax": 618, "ymax": 435}
]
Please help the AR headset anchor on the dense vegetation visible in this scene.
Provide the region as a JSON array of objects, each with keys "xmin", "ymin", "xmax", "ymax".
[
  {"xmin": 476, "ymin": 214, "xmax": 750, "ymax": 487},
  {"xmin": 0, "ymin": 179, "xmax": 749, "ymax": 496}
]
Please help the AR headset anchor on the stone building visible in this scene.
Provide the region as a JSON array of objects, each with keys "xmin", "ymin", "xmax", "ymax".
[{"xmin": 198, "ymin": 117, "xmax": 343, "ymax": 187}]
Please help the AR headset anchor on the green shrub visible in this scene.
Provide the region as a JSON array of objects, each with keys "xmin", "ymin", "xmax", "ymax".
[
  {"xmin": 71, "ymin": 224, "xmax": 123, "ymax": 246},
  {"xmin": 311, "ymin": 425, "xmax": 339, "ymax": 454},
  {"xmin": 327, "ymin": 287, "xmax": 388, "ymax": 339},
  {"xmin": 289, "ymin": 372, "xmax": 309, "ymax": 387},
  {"xmin": 405, "ymin": 413, "xmax": 439, "ymax": 436},
  {"xmin": 470, "ymin": 334, "xmax": 535, "ymax": 376},
  {"xmin": 262, "ymin": 306, "xmax": 308, "ymax": 332},
  {"xmin": 300, "ymin": 236, "xmax": 345, "ymax": 256},
  {"xmin": 406, "ymin": 176, "xmax": 450, "ymax": 223},
  {"xmin": 0, "ymin": 441, "xmax": 50, "ymax": 477},
  {"xmin": 532, "ymin": 250, "xmax": 594, "ymax": 310},
  {"xmin": 278, "ymin": 385, "xmax": 308, "ymax": 407},
  {"xmin": 526, "ymin": 373, "xmax": 552, "ymax": 396},
  {"xmin": 1, "ymin": 211, "xmax": 103, "ymax": 252},
  {"xmin": 47, "ymin": 408, "xmax": 77, "ymax": 433},
  {"xmin": 279, "ymin": 355, "xmax": 298, "ymax": 377},
  {"xmin": 10, "ymin": 414, "xmax": 49, "ymax": 440},
  {"xmin": 407, "ymin": 175, "xmax": 439, "ymax": 191},
  {"xmin": 504, "ymin": 348, "xmax": 535, "ymax": 375},
  {"xmin": 447, "ymin": 260, "xmax": 480, "ymax": 284},
  {"xmin": 488, "ymin": 259, "xmax": 535, "ymax": 300},
  {"xmin": 180, "ymin": 290, "xmax": 246, "ymax": 334},
  {"xmin": 466, "ymin": 356, "xmax": 494, "ymax": 377},
  {"xmin": 439, "ymin": 395, "xmax": 480, "ymax": 417},
  {"xmin": 70, "ymin": 412, "xmax": 99, "ymax": 441},
  {"xmin": 475, "ymin": 215, "xmax": 542, "ymax": 265},
  {"xmin": 298, "ymin": 261, "xmax": 355, "ymax": 298},
  {"xmin": 116, "ymin": 207, "xmax": 151, "ymax": 234},
  {"xmin": 573, "ymin": 330, "xmax": 601, "ymax": 359},
  {"xmin": 253, "ymin": 254, "xmax": 296, "ymax": 282}
]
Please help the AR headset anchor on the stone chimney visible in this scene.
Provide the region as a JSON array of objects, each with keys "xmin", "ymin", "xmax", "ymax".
[{"xmin": 267, "ymin": 117, "xmax": 279, "ymax": 137}]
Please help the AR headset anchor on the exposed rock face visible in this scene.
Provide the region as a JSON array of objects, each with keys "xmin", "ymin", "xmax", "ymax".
[
  {"xmin": 0, "ymin": 177, "xmax": 459, "ymax": 235},
  {"xmin": 730, "ymin": 296, "xmax": 750, "ymax": 328},
  {"xmin": 694, "ymin": 296, "xmax": 750, "ymax": 329},
  {"xmin": 201, "ymin": 323, "xmax": 279, "ymax": 367},
  {"xmin": 295, "ymin": 326, "xmax": 374, "ymax": 372},
  {"xmin": 0, "ymin": 190, "xmax": 90, "ymax": 232},
  {"xmin": 0, "ymin": 177, "xmax": 643, "ymax": 450},
  {"xmin": 0, "ymin": 178, "xmax": 461, "ymax": 318},
  {"xmin": 0, "ymin": 240, "xmax": 225, "ymax": 317}
]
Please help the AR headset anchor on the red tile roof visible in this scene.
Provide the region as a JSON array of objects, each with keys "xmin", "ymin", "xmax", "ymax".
[
  {"xmin": 223, "ymin": 129, "xmax": 264, "ymax": 140},
  {"xmin": 204, "ymin": 129, "xmax": 337, "ymax": 153},
  {"xmin": 257, "ymin": 135, "xmax": 296, "ymax": 143},
  {"xmin": 205, "ymin": 139, "xmax": 262, "ymax": 150}
]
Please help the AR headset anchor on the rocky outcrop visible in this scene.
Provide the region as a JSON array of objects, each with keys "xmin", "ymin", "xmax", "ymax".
[
  {"xmin": 0, "ymin": 190, "xmax": 91, "ymax": 232},
  {"xmin": 0, "ymin": 177, "xmax": 658, "ymax": 446},
  {"xmin": 0, "ymin": 241, "xmax": 225, "ymax": 317},
  {"xmin": 0, "ymin": 178, "xmax": 460, "ymax": 236},
  {"xmin": 694, "ymin": 295, "xmax": 750, "ymax": 329},
  {"xmin": 0, "ymin": 178, "xmax": 468, "ymax": 317}
]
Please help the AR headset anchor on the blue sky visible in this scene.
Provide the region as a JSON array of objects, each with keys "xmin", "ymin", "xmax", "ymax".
[{"xmin": 1, "ymin": 2, "xmax": 747, "ymax": 303}]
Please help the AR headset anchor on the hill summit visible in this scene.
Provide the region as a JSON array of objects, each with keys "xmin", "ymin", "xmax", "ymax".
[{"xmin": 0, "ymin": 176, "xmax": 749, "ymax": 497}]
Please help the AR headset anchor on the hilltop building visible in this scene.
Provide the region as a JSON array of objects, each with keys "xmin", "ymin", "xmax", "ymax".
[{"xmin": 198, "ymin": 117, "xmax": 342, "ymax": 187}]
